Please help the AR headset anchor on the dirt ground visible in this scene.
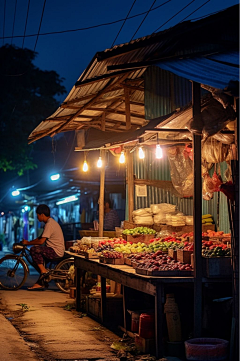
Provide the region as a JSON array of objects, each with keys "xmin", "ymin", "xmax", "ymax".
[{"xmin": 0, "ymin": 285, "xmax": 169, "ymax": 361}]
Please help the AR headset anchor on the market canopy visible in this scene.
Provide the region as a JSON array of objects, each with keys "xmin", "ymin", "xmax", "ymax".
[{"xmin": 28, "ymin": 5, "xmax": 239, "ymax": 144}]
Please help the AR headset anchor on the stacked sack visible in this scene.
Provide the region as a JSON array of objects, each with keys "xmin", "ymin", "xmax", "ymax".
[
  {"xmin": 150, "ymin": 203, "xmax": 177, "ymax": 225},
  {"xmin": 132, "ymin": 208, "xmax": 153, "ymax": 225},
  {"xmin": 170, "ymin": 212, "xmax": 186, "ymax": 226},
  {"xmin": 202, "ymin": 214, "xmax": 214, "ymax": 225}
]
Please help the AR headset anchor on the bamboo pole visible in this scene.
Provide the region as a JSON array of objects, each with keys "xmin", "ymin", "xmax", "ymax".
[{"xmin": 98, "ymin": 149, "xmax": 106, "ymax": 237}]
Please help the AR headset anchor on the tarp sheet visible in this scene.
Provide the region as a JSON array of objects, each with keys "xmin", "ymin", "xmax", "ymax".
[{"xmin": 155, "ymin": 51, "xmax": 239, "ymax": 90}]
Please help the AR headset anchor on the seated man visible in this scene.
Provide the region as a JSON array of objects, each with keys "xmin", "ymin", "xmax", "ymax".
[
  {"xmin": 103, "ymin": 199, "xmax": 120, "ymax": 231},
  {"xmin": 22, "ymin": 204, "xmax": 65, "ymax": 290}
]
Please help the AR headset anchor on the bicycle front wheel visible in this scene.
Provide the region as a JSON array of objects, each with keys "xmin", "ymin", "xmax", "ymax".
[
  {"xmin": 54, "ymin": 258, "xmax": 75, "ymax": 293},
  {"xmin": 0, "ymin": 255, "xmax": 28, "ymax": 290}
]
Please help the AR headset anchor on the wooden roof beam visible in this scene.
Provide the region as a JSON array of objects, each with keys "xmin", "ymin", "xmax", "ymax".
[
  {"xmin": 61, "ymin": 87, "xmax": 124, "ymax": 107},
  {"xmin": 75, "ymin": 69, "xmax": 136, "ymax": 88},
  {"xmin": 47, "ymin": 73, "xmax": 131, "ymax": 136},
  {"xmin": 87, "ymin": 107, "xmax": 145, "ymax": 119}
]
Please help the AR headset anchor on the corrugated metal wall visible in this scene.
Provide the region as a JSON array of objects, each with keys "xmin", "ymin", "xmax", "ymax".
[{"xmin": 144, "ymin": 66, "xmax": 192, "ymax": 119}]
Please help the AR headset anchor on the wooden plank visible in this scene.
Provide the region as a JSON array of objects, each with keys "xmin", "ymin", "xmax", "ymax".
[
  {"xmin": 126, "ymin": 149, "xmax": 134, "ymax": 222},
  {"xmin": 192, "ymin": 81, "xmax": 203, "ymax": 338},
  {"xmin": 99, "ymin": 149, "xmax": 106, "ymax": 237},
  {"xmin": 74, "ymin": 257, "xmax": 156, "ymax": 295},
  {"xmin": 124, "ymin": 87, "xmax": 131, "ymax": 130}
]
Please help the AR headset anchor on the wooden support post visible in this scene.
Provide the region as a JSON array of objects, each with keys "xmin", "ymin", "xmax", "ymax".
[
  {"xmin": 192, "ymin": 81, "xmax": 203, "ymax": 337},
  {"xmin": 99, "ymin": 149, "xmax": 106, "ymax": 237},
  {"xmin": 126, "ymin": 149, "xmax": 134, "ymax": 222},
  {"xmin": 124, "ymin": 87, "xmax": 131, "ymax": 130}
]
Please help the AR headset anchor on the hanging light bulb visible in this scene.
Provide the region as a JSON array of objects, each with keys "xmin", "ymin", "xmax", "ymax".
[
  {"xmin": 97, "ymin": 156, "xmax": 102, "ymax": 168},
  {"xmin": 119, "ymin": 151, "xmax": 125, "ymax": 164},
  {"xmin": 82, "ymin": 160, "xmax": 88, "ymax": 172},
  {"xmin": 138, "ymin": 146, "xmax": 145, "ymax": 159},
  {"xmin": 156, "ymin": 144, "xmax": 163, "ymax": 159}
]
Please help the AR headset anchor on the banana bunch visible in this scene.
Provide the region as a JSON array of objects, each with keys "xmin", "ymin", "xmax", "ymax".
[{"xmin": 202, "ymin": 214, "xmax": 214, "ymax": 225}]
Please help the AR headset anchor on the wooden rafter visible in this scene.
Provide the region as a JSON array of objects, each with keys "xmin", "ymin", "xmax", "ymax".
[
  {"xmin": 47, "ymin": 72, "xmax": 131, "ymax": 137},
  {"xmin": 124, "ymin": 87, "xmax": 131, "ymax": 130},
  {"xmin": 87, "ymin": 106, "xmax": 145, "ymax": 119},
  {"xmin": 75, "ymin": 68, "xmax": 138, "ymax": 88}
]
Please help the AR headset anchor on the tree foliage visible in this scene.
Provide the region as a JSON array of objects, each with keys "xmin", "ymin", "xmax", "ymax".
[{"xmin": 0, "ymin": 45, "xmax": 66, "ymax": 175}]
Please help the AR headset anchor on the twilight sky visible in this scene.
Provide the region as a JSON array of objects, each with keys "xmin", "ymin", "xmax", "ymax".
[{"xmin": 1, "ymin": 0, "xmax": 239, "ymax": 101}]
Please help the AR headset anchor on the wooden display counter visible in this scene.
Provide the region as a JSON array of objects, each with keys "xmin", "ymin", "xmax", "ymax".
[
  {"xmin": 67, "ymin": 251, "xmax": 232, "ymax": 358},
  {"xmin": 78, "ymin": 230, "xmax": 116, "ymax": 238},
  {"xmin": 68, "ymin": 251, "xmax": 194, "ymax": 358}
]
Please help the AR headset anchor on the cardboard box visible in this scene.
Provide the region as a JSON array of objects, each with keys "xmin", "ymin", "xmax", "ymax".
[{"xmin": 135, "ymin": 334, "xmax": 155, "ymax": 353}]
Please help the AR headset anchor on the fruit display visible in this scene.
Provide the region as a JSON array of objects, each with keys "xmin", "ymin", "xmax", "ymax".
[
  {"xmin": 122, "ymin": 227, "xmax": 156, "ymax": 236},
  {"xmin": 100, "ymin": 251, "xmax": 123, "ymax": 259},
  {"xmin": 126, "ymin": 251, "xmax": 193, "ymax": 272}
]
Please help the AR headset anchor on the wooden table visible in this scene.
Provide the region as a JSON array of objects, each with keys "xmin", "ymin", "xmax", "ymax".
[{"xmin": 69, "ymin": 252, "xmax": 194, "ymax": 358}]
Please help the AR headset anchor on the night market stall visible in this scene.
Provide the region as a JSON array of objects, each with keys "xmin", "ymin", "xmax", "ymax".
[{"xmin": 28, "ymin": 5, "xmax": 239, "ymax": 359}]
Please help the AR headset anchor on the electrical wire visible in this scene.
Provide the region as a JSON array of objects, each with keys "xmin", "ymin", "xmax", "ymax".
[
  {"xmin": 153, "ymin": 0, "xmax": 196, "ymax": 33},
  {"xmin": 2, "ymin": 0, "xmax": 6, "ymax": 45},
  {"xmin": 179, "ymin": 0, "xmax": 211, "ymax": 23},
  {"xmin": 130, "ymin": 0, "xmax": 157, "ymax": 41},
  {"xmin": 33, "ymin": 0, "xmax": 47, "ymax": 52},
  {"xmin": 0, "ymin": 2, "xmax": 172, "ymax": 40},
  {"xmin": 22, "ymin": 0, "xmax": 31, "ymax": 48},
  {"xmin": 11, "ymin": 0, "xmax": 18, "ymax": 45},
  {"xmin": 111, "ymin": 0, "xmax": 137, "ymax": 47}
]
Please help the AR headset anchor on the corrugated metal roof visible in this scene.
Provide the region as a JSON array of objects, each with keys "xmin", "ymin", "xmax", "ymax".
[{"xmin": 28, "ymin": 5, "xmax": 239, "ymax": 144}]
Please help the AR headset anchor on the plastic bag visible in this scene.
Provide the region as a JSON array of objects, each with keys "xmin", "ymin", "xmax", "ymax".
[{"xmin": 167, "ymin": 147, "xmax": 193, "ymax": 197}]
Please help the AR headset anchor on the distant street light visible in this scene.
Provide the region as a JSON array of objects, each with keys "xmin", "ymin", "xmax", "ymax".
[
  {"xmin": 50, "ymin": 173, "xmax": 60, "ymax": 181},
  {"xmin": 12, "ymin": 190, "xmax": 20, "ymax": 197}
]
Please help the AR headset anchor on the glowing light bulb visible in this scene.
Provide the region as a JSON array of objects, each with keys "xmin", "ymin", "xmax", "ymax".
[
  {"xmin": 139, "ymin": 147, "xmax": 145, "ymax": 159},
  {"xmin": 97, "ymin": 157, "xmax": 102, "ymax": 168},
  {"xmin": 119, "ymin": 151, "xmax": 125, "ymax": 164},
  {"xmin": 83, "ymin": 160, "xmax": 88, "ymax": 172},
  {"xmin": 156, "ymin": 144, "xmax": 163, "ymax": 159},
  {"xmin": 12, "ymin": 190, "xmax": 20, "ymax": 197}
]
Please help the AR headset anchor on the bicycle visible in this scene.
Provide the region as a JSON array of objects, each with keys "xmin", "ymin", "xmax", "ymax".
[{"xmin": 0, "ymin": 243, "xmax": 75, "ymax": 293}]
